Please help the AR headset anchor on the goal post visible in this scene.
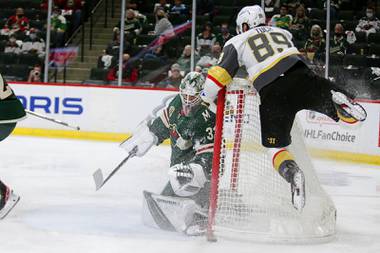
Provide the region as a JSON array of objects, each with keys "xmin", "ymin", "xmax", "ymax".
[{"xmin": 207, "ymin": 78, "xmax": 336, "ymax": 243}]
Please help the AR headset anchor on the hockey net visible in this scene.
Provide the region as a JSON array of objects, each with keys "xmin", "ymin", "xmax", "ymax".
[{"xmin": 207, "ymin": 78, "xmax": 336, "ymax": 242}]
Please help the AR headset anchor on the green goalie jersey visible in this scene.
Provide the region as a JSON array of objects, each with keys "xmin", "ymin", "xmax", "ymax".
[
  {"xmin": 149, "ymin": 95, "xmax": 216, "ymax": 176},
  {"xmin": 0, "ymin": 74, "xmax": 26, "ymax": 124}
]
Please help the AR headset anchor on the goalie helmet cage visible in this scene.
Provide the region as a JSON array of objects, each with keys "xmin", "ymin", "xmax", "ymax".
[{"xmin": 207, "ymin": 78, "xmax": 336, "ymax": 243}]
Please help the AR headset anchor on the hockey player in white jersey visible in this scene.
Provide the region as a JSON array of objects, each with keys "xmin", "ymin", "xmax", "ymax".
[{"xmin": 201, "ymin": 5, "xmax": 367, "ymax": 211}]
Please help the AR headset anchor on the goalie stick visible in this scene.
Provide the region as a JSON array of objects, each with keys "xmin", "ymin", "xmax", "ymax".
[
  {"xmin": 93, "ymin": 146, "xmax": 138, "ymax": 190},
  {"xmin": 93, "ymin": 94, "xmax": 176, "ymax": 190},
  {"xmin": 26, "ymin": 110, "xmax": 80, "ymax": 130}
]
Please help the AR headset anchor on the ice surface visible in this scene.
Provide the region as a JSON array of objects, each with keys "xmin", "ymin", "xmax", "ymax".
[{"xmin": 0, "ymin": 136, "xmax": 379, "ymax": 253}]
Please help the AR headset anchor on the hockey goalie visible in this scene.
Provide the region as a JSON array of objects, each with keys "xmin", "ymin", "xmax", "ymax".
[{"xmin": 121, "ymin": 72, "xmax": 215, "ymax": 236}]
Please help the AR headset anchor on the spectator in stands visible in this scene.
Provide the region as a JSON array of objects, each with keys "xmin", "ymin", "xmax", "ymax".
[
  {"xmin": 97, "ymin": 49, "xmax": 115, "ymax": 70},
  {"xmin": 21, "ymin": 28, "xmax": 45, "ymax": 59},
  {"xmin": 62, "ymin": 0, "xmax": 85, "ymax": 31},
  {"xmin": 157, "ymin": 63, "xmax": 184, "ymax": 88},
  {"xmin": 143, "ymin": 45, "xmax": 168, "ymax": 64},
  {"xmin": 1, "ymin": 8, "xmax": 30, "ymax": 36},
  {"xmin": 106, "ymin": 33, "xmax": 132, "ymax": 57},
  {"xmin": 151, "ymin": 9, "xmax": 174, "ymax": 36},
  {"xmin": 196, "ymin": 22, "xmax": 216, "ymax": 56},
  {"xmin": 196, "ymin": 44, "xmax": 221, "ymax": 68},
  {"xmin": 107, "ymin": 53, "xmax": 138, "ymax": 83},
  {"xmin": 4, "ymin": 35, "xmax": 22, "ymax": 54},
  {"xmin": 127, "ymin": 0, "xmax": 150, "ymax": 13},
  {"xmin": 264, "ymin": 0, "xmax": 280, "ymax": 19},
  {"xmin": 196, "ymin": 0, "xmax": 214, "ymax": 16},
  {"xmin": 27, "ymin": 64, "xmax": 42, "ymax": 83},
  {"xmin": 355, "ymin": 6, "xmax": 380, "ymax": 38},
  {"xmin": 50, "ymin": 7, "xmax": 67, "ymax": 47},
  {"xmin": 170, "ymin": 0, "xmax": 188, "ymax": 15},
  {"xmin": 154, "ymin": 0, "xmax": 171, "ymax": 14},
  {"xmin": 176, "ymin": 45, "xmax": 199, "ymax": 74},
  {"xmin": 289, "ymin": 5, "xmax": 310, "ymax": 42},
  {"xmin": 216, "ymin": 22, "xmax": 233, "ymax": 47},
  {"xmin": 330, "ymin": 23, "xmax": 350, "ymax": 55},
  {"xmin": 269, "ymin": 4, "xmax": 293, "ymax": 30},
  {"xmin": 113, "ymin": 9, "xmax": 142, "ymax": 43},
  {"xmin": 302, "ymin": 24, "xmax": 326, "ymax": 62}
]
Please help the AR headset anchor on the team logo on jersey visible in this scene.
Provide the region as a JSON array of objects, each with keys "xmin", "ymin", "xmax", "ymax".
[
  {"xmin": 169, "ymin": 124, "xmax": 180, "ymax": 139},
  {"xmin": 267, "ymin": 137, "xmax": 277, "ymax": 145}
]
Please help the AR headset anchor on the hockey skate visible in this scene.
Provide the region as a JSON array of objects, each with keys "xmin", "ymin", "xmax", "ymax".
[
  {"xmin": 331, "ymin": 90, "xmax": 367, "ymax": 123},
  {"xmin": 279, "ymin": 160, "xmax": 306, "ymax": 211},
  {"xmin": 0, "ymin": 186, "xmax": 20, "ymax": 219}
]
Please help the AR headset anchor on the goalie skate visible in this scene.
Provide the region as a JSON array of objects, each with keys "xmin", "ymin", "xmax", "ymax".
[
  {"xmin": 0, "ymin": 187, "xmax": 20, "ymax": 219},
  {"xmin": 331, "ymin": 90, "xmax": 367, "ymax": 122}
]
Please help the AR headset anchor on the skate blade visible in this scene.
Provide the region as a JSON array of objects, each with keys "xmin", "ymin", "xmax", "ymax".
[
  {"xmin": 0, "ymin": 193, "xmax": 20, "ymax": 219},
  {"xmin": 292, "ymin": 172, "xmax": 305, "ymax": 211}
]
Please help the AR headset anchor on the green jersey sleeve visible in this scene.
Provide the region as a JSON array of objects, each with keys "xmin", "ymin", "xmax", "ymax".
[
  {"xmin": 0, "ymin": 74, "xmax": 26, "ymax": 123},
  {"xmin": 148, "ymin": 95, "xmax": 182, "ymax": 145}
]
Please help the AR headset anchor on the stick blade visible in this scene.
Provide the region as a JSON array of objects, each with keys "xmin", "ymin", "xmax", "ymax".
[{"xmin": 93, "ymin": 169, "xmax": 104, "ymax": 191}]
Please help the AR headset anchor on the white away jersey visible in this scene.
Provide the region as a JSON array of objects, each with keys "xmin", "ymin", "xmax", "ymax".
[{"xmin": 206, "ymin": 26, "xmax": 301, "ymax": 92}]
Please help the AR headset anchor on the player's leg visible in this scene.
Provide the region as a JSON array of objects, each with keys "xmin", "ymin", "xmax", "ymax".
[
  {"xmin": 259, "ymin": 81, "xmax": 305, "ymax": 210},
  {"xmin": 0, "ymin": 123, "xmax": 20, "ymax": 219},
  {"xmin": 268, "ymin": 148, "xmax": 305, "ymax": 210},
  {"xmin": 291, "ymin": 62, "xmax": 367, "ymax": 124}
]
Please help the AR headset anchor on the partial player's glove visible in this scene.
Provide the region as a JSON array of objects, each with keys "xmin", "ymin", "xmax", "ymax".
[
  {"xmin": 200, "ymin": 90, "xmax": 217, "ymax": 113},
  {"xmin": 168, "ymin": 163, "xmax": 207, "ymax": 197},
  {"xmin": 120, "ymin": 120, "xmax": 158, "ymax": 157}
]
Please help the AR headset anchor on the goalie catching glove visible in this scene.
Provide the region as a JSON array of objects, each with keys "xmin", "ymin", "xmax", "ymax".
[{"xmin": 120, "ymin": 120, "xmax": 158, "ymax": 157}]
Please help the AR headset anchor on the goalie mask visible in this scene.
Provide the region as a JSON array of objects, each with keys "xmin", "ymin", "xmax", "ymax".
[
  {"xmin": 179, "ymin": 72, "xmax": 205, "ymax": 115},
  {"xmin": 236, "ymin": 5, "xmax": 266, "ymax": 34}
]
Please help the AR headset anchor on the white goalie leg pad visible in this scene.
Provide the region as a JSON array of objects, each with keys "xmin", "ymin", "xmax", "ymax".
[
  {"xmin": 120, "ymin": 120, "xmax": 158, "ymax": 157},
  {"xmin": 142, "ymin": 191, "xmax": 206, "ymax": 234},
  {"xmin": 168, "ymin": 163, "xmax": 207, "ymax": 197}
]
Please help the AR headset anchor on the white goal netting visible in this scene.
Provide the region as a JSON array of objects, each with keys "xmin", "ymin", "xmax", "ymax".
[{"xmin": 208, "ymin": 78, "xmax": 336, "ymax": 242}]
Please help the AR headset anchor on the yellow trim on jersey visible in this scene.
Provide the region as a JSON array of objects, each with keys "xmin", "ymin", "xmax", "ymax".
[
  {"xmin": 273, "ymin": 149, "xmax": 295, "ymax": 171},
  {"xmin": 208, "ymin": 66, "xmax": 233, "ymax": 87},
  {"xmin": 249, "ymin": 52, "xmax": 300, "ymax": 84}
]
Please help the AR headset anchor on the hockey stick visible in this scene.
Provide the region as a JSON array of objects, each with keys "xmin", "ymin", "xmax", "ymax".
[
  {"xmin": 93, "ymin": 146, "xmax": 138, "ymax": 191},
  {"xmin": 26, "ymin": 110, "xmax": 80, "ymax": 130},
  {"xmin": 93, "ymin": 94, "xmax": 176, "ymax": 190}
]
